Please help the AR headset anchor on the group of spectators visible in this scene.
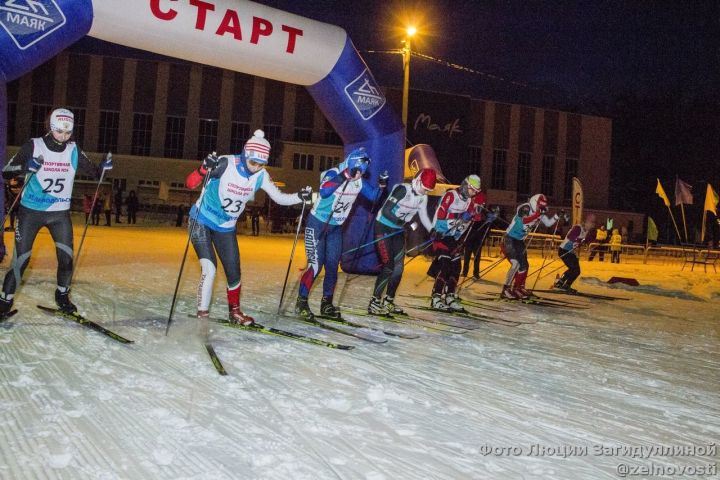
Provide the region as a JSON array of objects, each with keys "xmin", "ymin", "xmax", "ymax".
[{"xmin": 82, "ymin": 188, "xmax": 139, "ymax": 226}]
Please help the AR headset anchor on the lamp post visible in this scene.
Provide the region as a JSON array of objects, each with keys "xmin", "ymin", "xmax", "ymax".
[{"xmin": 401, "ymin": 26, "xmax": 416, "ymax": 144}]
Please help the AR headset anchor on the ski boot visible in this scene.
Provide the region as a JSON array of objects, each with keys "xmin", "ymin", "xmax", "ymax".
[
  {"xmin": 512, "ymin": 286, "xmax": 532, "ymax": 300},
  {"xmin": 320, "ymin": 296, "xmax": 342, "ymax": 319},
  {"xmin": 512, "ymin": 271, "xmax": 532, "ymax": 299},
  {"xmin": 55, "ymin": 288, "xmax": 77, "ymax": 314},
  {"xmin": 431, "ymin": 293, "xmax": 450, "ymax": 311},
  {"xmin": 229, "ymin": 305, "xmax": 254, "ymax": 326},
  {"xmin": 444, "ymin": 293, "xmax": 465, "ymax": 312},
  {"xmin": 501, "ymin": 285, "xmax": 519, "ymax": 300},
  {"xmin": 225, "ymin": 285, "xmax": 254, "ymax": 325},
  {"xmin": 0, "ymin": 295, "xmax": 13, "ymax": 318},
  {"xmin": 295, "ymin": 296, "xmax": 315, "ymax": 320},
  {"xmin": 383, "ymin": 296, "xmax": 405, "ymax": 315},
  {"xmin": 368, "ymin": 296, "xmax": 391, "ymax": 316}
]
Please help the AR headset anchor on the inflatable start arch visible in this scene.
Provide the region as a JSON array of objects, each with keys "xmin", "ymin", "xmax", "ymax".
[{"xmin": 0, "ymin": 0, "xmax": 404, "ymax": 273}]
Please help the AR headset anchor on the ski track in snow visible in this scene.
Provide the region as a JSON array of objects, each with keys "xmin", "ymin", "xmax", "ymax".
[{"xmin": 0, "ymin": 226, "xmax": 718, "ymax": 479}]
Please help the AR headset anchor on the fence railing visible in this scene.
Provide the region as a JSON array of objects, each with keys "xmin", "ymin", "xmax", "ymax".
[{"xmin": 484, "ymin": 229, "xmax": 719, "ymax": 268}]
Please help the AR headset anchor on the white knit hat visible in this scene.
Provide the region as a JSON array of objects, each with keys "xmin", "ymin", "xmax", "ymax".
[{"xmin": 243, "ymin": 129, "xmax": 271, "ymax": 164}]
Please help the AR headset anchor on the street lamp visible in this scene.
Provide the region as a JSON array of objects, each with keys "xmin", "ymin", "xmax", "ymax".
[{"xmin": 401, "ymin": 26, "xmax": 416, "ymax": 143}]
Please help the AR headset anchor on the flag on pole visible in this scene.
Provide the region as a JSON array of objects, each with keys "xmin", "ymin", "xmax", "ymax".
[
  {"xmin": 655, "ymin": 178, "xmax": 670, "ymax": 207},
  {"xmin": 158, "ymin": 181, "xmax": 169, "ymax": 201},
  {"xmin": 647, "ymin": 216, "xmax": 658, "ymax": 242},
  {"xmin": 704, "ymin": 184, "xmax": 719, "ymax": 215},
  {"xmin": 674, "ymin": 178, "xmax": 693, "ymax": 205},
  {"xmin": 571, "ymin": 177, "xmax": 583, "ymax": 225}
]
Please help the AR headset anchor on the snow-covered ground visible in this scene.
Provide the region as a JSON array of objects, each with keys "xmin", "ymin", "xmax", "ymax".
[{"xmin": 1, "ymin": 219, "xmax": 718, "ymax": 480}]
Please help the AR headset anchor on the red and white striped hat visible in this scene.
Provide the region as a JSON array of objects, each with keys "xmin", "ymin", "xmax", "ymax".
[{"xmin": 243, "ymin": 129, "xmax": 271, "ymax": 164}]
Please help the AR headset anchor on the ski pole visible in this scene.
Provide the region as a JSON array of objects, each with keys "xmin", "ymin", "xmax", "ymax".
[
  {"xmin": 166, "ymin": 157, "xmax": 215, "ymax": 335},
  {"xmin": 527, "ymin": 243, "xmax": 578, "ymax": 279},
  {"xmin": 403, "ymin": 219, "xmax": 465, "ymax": 269},
  {"xmin": 531, "ymin": 220, "xmax": 561, "ymax": 290},
  {"xmin": 457, "ymin": 254, "xmax": 506, "ymax": 292},
  {"xmin": 342, "ymin": 228, "xmax": 404, "ymax": 256},
  {"xmin": 278, "ymin": 199, "xmax": 308, "ymax": 314},
  {"xmin": 69, "ymin": 153, "xmax": 110, "ymax": 287},
  {"xmin": 536, "ymin": 247, "xmax": 581, "ymax": 283},
  {"xmin": 3, "ymin": 158, "xmax": 41, "ymax": 225}
]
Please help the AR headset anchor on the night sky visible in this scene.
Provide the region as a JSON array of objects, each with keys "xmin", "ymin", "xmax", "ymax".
[{"xmin": 261, "ymin": 0, "xmax": 719, "ymax": 109}]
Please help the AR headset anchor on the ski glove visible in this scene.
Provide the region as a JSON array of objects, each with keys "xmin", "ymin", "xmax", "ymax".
[
  {"xmin": 486, "ymin": 212, "xmax": 498, "ymax": 222},
  {"xmin": 378, "ymin": 170, "xmax": 389, "ymax": 188},
  {"xmin": 298, "ymin": 186, "xmax": 313, "ymax": 203},
  {"xmin": 460, "ymin": 211, "xmax": 473, "ymax": 222},
  {"xmin": 100, "ymin": 153, "xmax": 113, "ymax": 170},
  {"xmin": 202, "ymin": 152, "xmax": 219, "ymax": 171},
  {"xmin": 27, "ymin": 155, "xmax": 44, "ymax": 173}
]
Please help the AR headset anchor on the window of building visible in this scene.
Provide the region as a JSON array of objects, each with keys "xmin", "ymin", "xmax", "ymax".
[
  {"xmin": 517, "ymin": 152, "xmax": 532, "ymax": 196},
  {"xmin": 67, "ymin": 54, "xmax": 90, "ymax": 107},
  {"xmin": 293, "ymin": 127, "xmax": 312, "ymax": 143},
  {"xmin": 112, "ymin": 178, "xmax": 127, "ymax": 193},
  {"xmin": 292, "ymin": 153, "xmax": 315, "ymax": 171},
  {"xmin": 468, "ymin": 145, "xmax": 482, "ymax": 172},
  {"xmin": 262, "ymin": 124, "xmax": 282, "ymax": 166},
  {"xmin": 98, "ymin": 110, "xmax": 120, "ymax": 153},
  {"xmin": 7, "ymin": 102, "xmax": 17, "ymax": 146},
  {"xmin": 323, "ymin": 118, "xmax": 342, "ymax": 145},
  {"xmin": 294, "ymin": 87, "xmax": 315, "ymax": 129},
  {"xmin": 139, "ymin": 179, "xmax": 160, "ymax": 186},
  {"xmin": 319, "ymin": 155, "xmax": 340, "ymax": 172},
  {"xmin": 131, "ymin": 113, "xmax": 153, "ymax": 156},
  {"xmin": 164, "ymin": 116, "xmax": 186, "ymax": 159},
  {"xmin": 230, "ymin": 121, "xmax": 250, "ymax": 152},
  {"xmin": 100, "ymin": 57, "xmax": 124, "ymax": 111},
  {"xmin": 232, "ymin": 72, "xmax": 253, "ymax": 123},
  {"xmin": 197, "ymin": 118, "xmax": 219, "ymax": 157},
  {"xmin": 564, "ymin": 157, "xmax": 578, "ymax": 200},
  {"xmin": 30, "ymin": 104, "xmax": 53, "ymax": 138},
  {"xmin": 542, "ymin": 155, "xmax": 555, "ymax": 196},
  {"xmin": 262, "ymin": 79, "xmax": 285, "ymax": 125},
  {"xmin": 324, "ymin": 129, "xmax": 342, "ymax": 145},
  {"xmin": 491, "ymin": 149, "xmax": 507, "ymax": 190},
  {"xmin": 167, "ymin": 64, "xmax": 190, "ymax": 117},
  {"xmin": 31, "ymin": 59, "xmax": 54, "ymax": 105},
  {"xmin": 134, "ymin": 60, "xmax": 157, "ymax": 114},
  {"xmin": 68, "ymin": 108, "xmax": 86, "ymax": 146}
]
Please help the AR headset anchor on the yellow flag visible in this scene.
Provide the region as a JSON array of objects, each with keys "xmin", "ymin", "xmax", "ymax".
[
  {"xmin": 647, "ymin": 216, "xmax": 658, "ymax": 242},
  {"xmin": 655, "ymin": 178, "xmax": 670, "ymax": 207},
  {"xmin": 704, "ymin": 184, "xmax": 719, "ymax": 215}
]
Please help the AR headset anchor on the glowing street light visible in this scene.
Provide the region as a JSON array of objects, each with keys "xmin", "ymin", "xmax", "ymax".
[{"xmin": 402, "ymin": 25, "xmax": 417, "ymax": 143}]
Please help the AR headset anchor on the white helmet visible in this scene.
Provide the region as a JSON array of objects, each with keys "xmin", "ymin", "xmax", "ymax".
[
  {"xmin": 50, "ymin": 108, "xmax": 74, "ymax": 133},
  {"xmin": 528, "ymin": 193, "xmax": 548, "ymax": 212}
]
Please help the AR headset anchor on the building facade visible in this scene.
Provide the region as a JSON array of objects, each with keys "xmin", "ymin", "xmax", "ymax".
[{"xmin": 4, "ymin": 49, "xmax": 612, "ymax": 214}]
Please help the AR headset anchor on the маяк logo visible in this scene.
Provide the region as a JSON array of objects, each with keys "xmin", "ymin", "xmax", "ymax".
[
  {"xmin": 344, "ymin": 69, "xmax": 386, "ymax": 121},
  {"xmin": 0, "ymin": 0, "xmax": 66, "ymax": 50}
]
